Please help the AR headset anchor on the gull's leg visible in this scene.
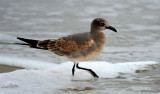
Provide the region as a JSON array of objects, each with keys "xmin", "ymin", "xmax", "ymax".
[
  {"xmin": 72, "ymin": 64, "xmax": 76, "ymax": 76},
  {"xmin": 76, "ymin": 63, "xmax": 99, "ymax": 78}
]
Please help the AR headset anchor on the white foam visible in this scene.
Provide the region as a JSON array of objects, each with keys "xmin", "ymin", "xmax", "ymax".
[
  {"xmin": 0, "ymin": 56, "xmax": 159, "ymax": 94},
  {"xmin": 0, "ymin": 55, "xmax": 56, "ymax": 70},
  {"xmin": 0, "ymin": 56, "xmax": 158, "ymax": 78},
  {"xmin": 77, "ymin": 61, "xmax": 158, "ymax": 78},
  {"xmin": 1, "ymin": 81, "xmax": 19, "ymax": 88}
]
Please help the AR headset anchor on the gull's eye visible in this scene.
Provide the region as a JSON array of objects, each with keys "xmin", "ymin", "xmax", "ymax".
[{"xmin": 99, "ymin": 22, "xmax": 105, "ymax": 26}]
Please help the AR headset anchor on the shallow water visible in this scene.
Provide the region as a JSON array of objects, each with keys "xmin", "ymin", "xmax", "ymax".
[{"xmin": 0, "ymin": 0, "xmax": 160, "ymax": 94}]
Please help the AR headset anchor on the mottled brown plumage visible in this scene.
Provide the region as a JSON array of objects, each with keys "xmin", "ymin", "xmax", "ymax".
[
  {"xmin": 17, "ymin": 18, "xmax": 117, "ymax": 78},
  {"xmin": 38, "ymin": 40, "xmax": 50, "ymax": 49},
  {"xmin": 47, "ymin": 38, "xmax": 93, "ymax": 55}
]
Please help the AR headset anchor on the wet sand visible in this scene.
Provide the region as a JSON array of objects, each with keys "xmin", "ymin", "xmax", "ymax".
[{"xmin": 0, "ymin": 65, "xmax": 23, "ymax": 73}]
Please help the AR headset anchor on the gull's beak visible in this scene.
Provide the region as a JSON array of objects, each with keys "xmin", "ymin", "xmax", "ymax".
[{"xmin": 107, "ymin": 26, "xmax": 117, "ymax": 33}]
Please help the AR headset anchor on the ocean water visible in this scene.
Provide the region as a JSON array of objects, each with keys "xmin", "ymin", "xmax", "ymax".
[{"xmin": 0, "ymin": 0, "xmax": 160, "ymax": 94}]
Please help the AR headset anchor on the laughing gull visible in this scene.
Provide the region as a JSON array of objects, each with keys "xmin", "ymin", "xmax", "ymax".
[{"xmin": 17, "ymin": 18, "xmax": 117, "ymax": 78}]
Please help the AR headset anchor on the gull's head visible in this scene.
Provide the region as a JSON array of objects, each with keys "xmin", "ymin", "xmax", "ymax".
[{"xmin": 91, "ymin": 18, "xmax": 117, "ymax": 33}]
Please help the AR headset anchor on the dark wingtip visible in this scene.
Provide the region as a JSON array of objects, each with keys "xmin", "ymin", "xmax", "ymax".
[
  {"xmin": 17, "ymin": 37, "xmax": 21, "ymax": 39},
  {"xmin": 17, "ymin": 37, "xmax": 26, "ymax": 42},
  {"xmin": 17, "ymin": 37, "xmax": 24, "ymax": 40},
  {"xmin": 17, "ymin": 37, "xmax": 30, "ymax": 43},
  {"xmin": 16, "ymin": 37, "xmax": 48, "ymax": 50},
  {"xmin": 17, "ymin": 37, "xmax": 38, "ymax": 47},
  {"xmin": 17, "ymin": 37, "xmax": 25, "ymax": 40}
]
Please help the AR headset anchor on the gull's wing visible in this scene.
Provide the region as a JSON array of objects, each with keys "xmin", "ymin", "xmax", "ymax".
[{"xmin": 45, "ymin": 32, "xmax": 95, "ymax": 56}]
